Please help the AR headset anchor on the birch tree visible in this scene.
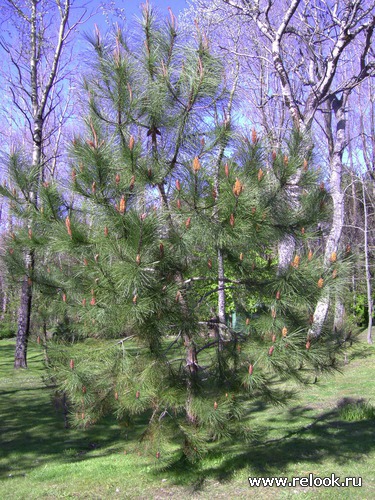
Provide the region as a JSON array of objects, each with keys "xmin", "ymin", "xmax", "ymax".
[
  {"xmin": 361, "ymin": 180, "xmax": 374, "ymax": 343},
  {"xmin": 188, "ymin": 0, "xmax": 375, "ymax": 337},
  {"xmin": 360, "ymin": 81, "xmax": 375, "ymax": 344}
]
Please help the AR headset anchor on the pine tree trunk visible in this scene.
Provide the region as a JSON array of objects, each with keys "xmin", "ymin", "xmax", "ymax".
[
  {"xmin": 14, "ymin": 262, "xmax": 33, "ymax": 369},
  {"xmin": 174, "ymin": 272, "xmax": 199, "ymax": 425}
]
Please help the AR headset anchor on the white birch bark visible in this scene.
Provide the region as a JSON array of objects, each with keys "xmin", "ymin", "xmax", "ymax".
[
  {"xmin": 308, "ymin": 94, "xmax": 347, "ymax": 338},
  {"xmin": 216, "ymin": 0, "xmax": 375, "ymax": 336}
]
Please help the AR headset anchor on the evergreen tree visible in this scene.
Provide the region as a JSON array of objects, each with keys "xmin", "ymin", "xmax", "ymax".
[{"xmin": 1, "ymin": 4, "xmax": 348, "ymax": 461}]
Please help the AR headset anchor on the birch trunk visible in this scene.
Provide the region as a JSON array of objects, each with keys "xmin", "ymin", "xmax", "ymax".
[{"xmin": 309, "ymin": 95, "xmax": 347, "ymax": 338}]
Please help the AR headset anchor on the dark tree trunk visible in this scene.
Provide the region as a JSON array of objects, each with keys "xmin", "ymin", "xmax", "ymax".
[
  {"xmin": 7, "ymin": 0, "xmax": 72, "ymax": 368},
  {"xmin": 14, "ymin": 266, "xmax": 33, "ymax": 369}
]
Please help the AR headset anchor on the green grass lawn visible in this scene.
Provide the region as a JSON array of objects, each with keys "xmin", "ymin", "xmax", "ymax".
[{"xmin": 1, "ymin": 333, "xmax": 375, "ymax": 499}]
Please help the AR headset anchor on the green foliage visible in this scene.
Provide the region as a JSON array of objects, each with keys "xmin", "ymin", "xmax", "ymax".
[
  {"xmin": 352, "ymin": 293, "xmax": 370, "ymax": 326},
  {"xmin": 339, "ymin": 399, "xmax": 375, "ymax": 422},
  {"xmin": 0, "ymin": 320, "xmax": 16, "ymax": 339}
]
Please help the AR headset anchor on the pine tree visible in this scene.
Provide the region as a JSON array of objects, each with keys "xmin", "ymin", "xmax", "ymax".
[{"xmin": 3, "ymin": 4, "xmax": 348, "ymax": 462}]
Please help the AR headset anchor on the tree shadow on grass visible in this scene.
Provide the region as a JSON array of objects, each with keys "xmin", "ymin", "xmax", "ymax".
[
  {"xmin": 162, "ymin": 400, "xmax": 375, "ymax": 489},
  {"xmin": 0, "ymin": 342, "xmax": 126, "ymax": 480},
  {"xmin": 2, "ymin": 338, "xmax": 375, "ymax": 488},
  {"xmin": 0, "ymin": 380, "xmax": 126, "ymax": 479},
  {"xmin": 0, "ymin": 341, "xmax": 160, "ymax": 483}
]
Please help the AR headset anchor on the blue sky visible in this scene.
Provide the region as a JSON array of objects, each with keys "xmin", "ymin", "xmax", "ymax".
[
  {"xmin": 80, "ymin": 0, "xmax": 190, "ymax": 40},
  {"xmin": 91, "ymin": 0, "xmax": 189, "ymax": 23}
]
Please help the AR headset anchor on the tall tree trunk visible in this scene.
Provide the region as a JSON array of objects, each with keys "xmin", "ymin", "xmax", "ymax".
[
  {"xmin": 13, "ymin": 0, "xmax": 41, "ymax": 368},
  {"xmin": 0, "ymin": 278, "xmax": 8, "ymax": 320},
  {"xmin": 14, "ymin": 120, "xmax": 41, "ymax": 368},
  {"xmin": 2, "ymin": 211, "xmax": 13, "ymax": 321},
  {"xmin": 309, "ymin": 94, "xmax": 347, "ymax": 338},
  {"xmin": 14, "ymin": 252, "xmax": 34, "ymax": 368},
  {"xmin": 217, "ymin": 248, "xmax": 226, "ymax": 351},
  {"xmin": 359, "ymin": 83, "xmax": 375, "ymax": 344},
  {"xmin": 4, "ymin": 0, "xmax": 72, "ymax": 368}
]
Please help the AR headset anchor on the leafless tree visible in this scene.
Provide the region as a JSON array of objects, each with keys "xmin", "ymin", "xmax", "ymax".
[
  {"xmin": 361, "ymin": 180, "xmax": 374, "ymax": 343},
  {"xmin": 0, "ymin": 0, "xmax": 87, "ymax": 368},
  {"xmin": 187, "ymin": 0, "xmax": 375, "ymax": 337}
]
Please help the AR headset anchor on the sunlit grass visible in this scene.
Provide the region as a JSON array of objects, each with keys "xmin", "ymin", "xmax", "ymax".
[{"xmin": 1, "ymin": 331, "xmax": 375, "ymax": 499}]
